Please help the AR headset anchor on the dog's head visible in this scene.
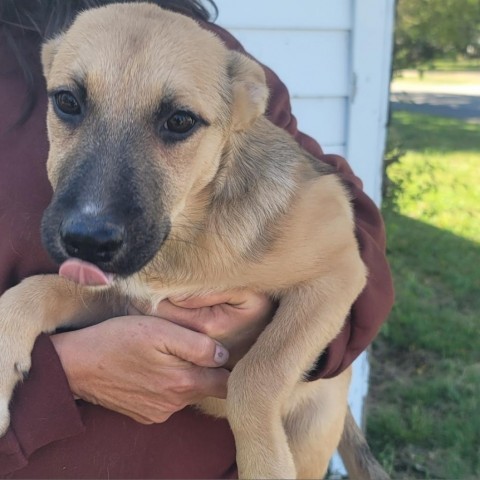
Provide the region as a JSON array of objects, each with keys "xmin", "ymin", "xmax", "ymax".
[{"xmin": 40, "ymin": 3, "xmax": 268, "ymax": 277}]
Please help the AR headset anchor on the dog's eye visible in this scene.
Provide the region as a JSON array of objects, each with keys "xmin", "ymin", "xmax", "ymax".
[
  {"xmin": 164, "ymin": 111, "xmax": 197, "ymax": 134},
  {"xmin": 54, "ymin": 91, "xmax": 81, "ymax": 116}
]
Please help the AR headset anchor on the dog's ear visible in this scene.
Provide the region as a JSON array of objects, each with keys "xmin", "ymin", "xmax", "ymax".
[
  {"xmin": 228, "ymin": 51, "xmax": 269, "ymax": 131},
  {"xmin": 41, "ymin": 34, "xmax": 65, "ymax": 78}
]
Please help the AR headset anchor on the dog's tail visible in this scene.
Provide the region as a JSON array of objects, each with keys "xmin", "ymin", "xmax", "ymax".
[{"xmin": 338, "ymin": 407, "xmax": 390, "ymax": 480}]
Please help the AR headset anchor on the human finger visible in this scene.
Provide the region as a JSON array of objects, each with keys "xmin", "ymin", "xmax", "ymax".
[{"xmin": 149, "ymin": 317, "xmax": 230, "ymax": 368}]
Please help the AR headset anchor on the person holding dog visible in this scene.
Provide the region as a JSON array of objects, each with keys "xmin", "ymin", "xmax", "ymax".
[{"xmin": 0, "ymin": 0, "xmax": 394, "ymax": 477}]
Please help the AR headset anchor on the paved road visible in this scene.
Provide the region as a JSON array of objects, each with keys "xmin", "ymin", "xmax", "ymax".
[
  {"xmin": 391, "ymin": 91, "xmax": 480, "ymax": 122},
  {"xmin": 390, "ymin": 80, "xmax": 480, "ymax": 122}
]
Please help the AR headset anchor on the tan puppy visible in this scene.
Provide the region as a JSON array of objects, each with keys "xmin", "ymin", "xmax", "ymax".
[{"xmin": 0, "ymin": 4, "xmax": 387, "ymax": 479}]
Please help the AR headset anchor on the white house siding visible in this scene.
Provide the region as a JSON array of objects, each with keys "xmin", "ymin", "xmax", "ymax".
[
  {"xmin": 214, "ymin": 0, "xmax": 395, "ymax": 475},
  {"xmin": 216, "ymin": 0, "xmax": 351, "ymax": 159}
]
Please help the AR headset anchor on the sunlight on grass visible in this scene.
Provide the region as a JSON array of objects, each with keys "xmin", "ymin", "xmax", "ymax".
[
  {"xmin": 430, "ymin": 58, "xmax": 480, "ymax": 71},
  {"xmin": 393, "ymin": 68, "xmax": 480, "ymax": 85},
  {"xmin": 386, "ymin": 112, "xmax": 480, "ymax": 243},
  {"xmin": 388, "ymin": 152, "xmax": 480, "ymax": 242},
  {"xmin": 388, "ymin": 111, "xmax": 480, "ymax": 152}
]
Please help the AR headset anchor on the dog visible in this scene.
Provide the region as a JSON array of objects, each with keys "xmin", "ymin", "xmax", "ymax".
[{"xmin": 0, "ymin": 3, "xmax": 389, "ymax": 479}]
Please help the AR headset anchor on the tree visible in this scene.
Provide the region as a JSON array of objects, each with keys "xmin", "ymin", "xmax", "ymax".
[{"xmin": 394, "ymin": 0, "xmax": 480, "ymax": 70}]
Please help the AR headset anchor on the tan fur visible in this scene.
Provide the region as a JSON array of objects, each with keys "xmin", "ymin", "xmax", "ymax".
[
  {"xmin": 339, "ymin": 407, "xmax": 391, "ymax": 480},
  {"xmin": 0, "ymin": 4, "xmax": 388, "ymax": 479}
]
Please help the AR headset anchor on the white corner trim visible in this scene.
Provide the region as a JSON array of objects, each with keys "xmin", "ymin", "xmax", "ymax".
[{"xmin": 346, "ymin": 0, "xmax": 396, "ymax": 207}]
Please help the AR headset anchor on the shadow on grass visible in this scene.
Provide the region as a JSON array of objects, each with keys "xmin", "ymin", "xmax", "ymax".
[
  {"xmin": 391, "ymin": 95, "xmax": 480, "ymax": 123},
  {"xmin": 367, "ymin": 211, "xmax": 480, "ymax": 479},
  {"xmin": 391, "ymin": 111, "xmax": 480, "ymax": 153}
]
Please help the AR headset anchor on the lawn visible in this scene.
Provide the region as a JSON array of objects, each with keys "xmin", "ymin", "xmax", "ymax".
[
  {"xmin": 393, "ymin": 58, "xmax": 480, "ymax": 85},
  {"xmin": 429, "ymin": 58, "xmax": 480, "ymax": 72},
  {"xmin": 366, "ymin": 111, "xmax": 480, "ymax": 479},
  {"xmin": 393, "ymin": 71, "xmax": 480, "ymax": 86}
]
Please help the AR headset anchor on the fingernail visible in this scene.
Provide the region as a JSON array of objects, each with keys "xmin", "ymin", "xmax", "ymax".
[{"xmin": 214, "ymin": 344, "xmax": 229, "ymax": 365}]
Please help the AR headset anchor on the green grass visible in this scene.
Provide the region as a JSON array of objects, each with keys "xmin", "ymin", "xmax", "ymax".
[
  {"xmin": 394, "ymin": 58, "xmax": 480, "ymax": 83},
  {"xmin": 393, "ymin": 70, "xmax": 480, "ymax": 86},
  {"xmin": 421, "ymin": 58, "xmax": 480, "ymax": 72},
  {"xmin": 367, "ymin": 111, "xmax": 480, "ymax": 479}
]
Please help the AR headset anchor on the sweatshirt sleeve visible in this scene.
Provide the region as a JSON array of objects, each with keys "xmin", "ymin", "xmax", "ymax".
[{"xmin": 206, "ymin": 22, "xmax": 395, "ymax": 379}]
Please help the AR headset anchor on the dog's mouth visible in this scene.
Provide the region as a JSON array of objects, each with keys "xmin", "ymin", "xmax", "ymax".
[{"xmin": 59, "ymin": 258, "xmax": 115, "ymax": 286}]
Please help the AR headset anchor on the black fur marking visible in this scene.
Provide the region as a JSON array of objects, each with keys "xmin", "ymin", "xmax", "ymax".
[{"xmin": 41, "ymin": 123, "xmax": 171, "ymax": 276}]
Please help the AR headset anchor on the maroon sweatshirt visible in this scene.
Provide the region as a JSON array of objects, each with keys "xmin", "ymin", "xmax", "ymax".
[{"xmin": 0, "ymin": 18, "xmax": 394, "ymax": 479}]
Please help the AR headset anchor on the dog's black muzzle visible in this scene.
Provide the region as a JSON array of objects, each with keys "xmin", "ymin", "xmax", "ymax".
[
  {"xmin": 43, "ymin": 201, "xmax": 170, "ymax": 276},
  {"xmin": 41, "ymin": 153, "xmax": 170, "ymax": 276}
]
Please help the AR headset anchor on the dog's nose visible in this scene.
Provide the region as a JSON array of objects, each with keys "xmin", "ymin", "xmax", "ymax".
[{"xmin": 60, "ymin": 215, "xmax": 125, "ymax": 264}]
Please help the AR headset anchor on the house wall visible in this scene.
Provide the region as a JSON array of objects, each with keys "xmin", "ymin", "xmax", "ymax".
[{"xmin": 216, "ymin": 0, "xmax": 352, "ymax": 159}]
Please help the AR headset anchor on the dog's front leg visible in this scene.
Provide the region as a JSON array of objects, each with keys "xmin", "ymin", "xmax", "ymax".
[
  {"xmin": 227, "ymin": 262, "xmax": 366, "ymax": 479},
  {"xmin": 0, "ymin": 274, "xmax": 120, "ymax": 435}
]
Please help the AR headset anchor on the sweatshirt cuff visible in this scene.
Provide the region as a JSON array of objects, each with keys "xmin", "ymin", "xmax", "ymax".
[{"xmin": 0, "ymin": 334, "xmax": 85, "ymax": 475}]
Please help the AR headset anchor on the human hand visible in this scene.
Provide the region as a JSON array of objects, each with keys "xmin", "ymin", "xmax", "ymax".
[
  {"xmin": 131, "ymin": 290, "xmax": 275, "ymax": 367},
  {"xmin": 51, "ymin": 290, "xmax": 274, "ymax": 424},
  {"xmin": 51, "ymin": 315, "xmax": 230, "ymax": 424}
]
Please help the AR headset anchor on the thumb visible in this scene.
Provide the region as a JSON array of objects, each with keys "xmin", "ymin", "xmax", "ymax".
[{"xmin": 155, "ymin": 319, "xmax": 230, "ymax": 368}]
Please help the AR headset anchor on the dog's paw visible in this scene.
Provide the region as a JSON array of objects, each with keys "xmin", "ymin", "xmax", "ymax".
[
  {"xmin": 0, "ymin": 352, "xmax": 32, "ymax": 437},
  {"xmin": 0, "ymin": 277, "xmax": 54, "ymax": 437},
  {"xmin": 0, "ymin": 326, "xmax": 35, "ymax": 437}
]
